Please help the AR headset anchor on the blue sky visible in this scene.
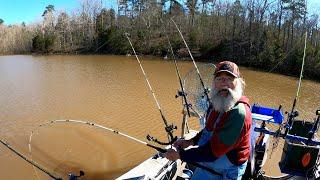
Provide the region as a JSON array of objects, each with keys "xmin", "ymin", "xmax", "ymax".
[
  {"xmin": 0, "ymin": 0, "xmax": 319, "ymax": 25},
  {"xmin": 0, "ymin": 0, "xmax": 117, "ymax": 25}
]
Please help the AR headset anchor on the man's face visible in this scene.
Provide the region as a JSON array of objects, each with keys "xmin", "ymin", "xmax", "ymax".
[{"xmin": 213, "ymin": 72, "xmax": 237, "ymax": 97}]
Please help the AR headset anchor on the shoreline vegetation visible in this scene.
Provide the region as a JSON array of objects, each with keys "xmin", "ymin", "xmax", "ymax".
[{"xmin": 0, "ymin": 0, "xmax": 319, "ymax": 81}]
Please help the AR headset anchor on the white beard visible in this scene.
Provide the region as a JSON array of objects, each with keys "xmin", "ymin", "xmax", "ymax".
[{"xmin": 211, "ymin": 80, "xmax": 243, "ymax": 112}]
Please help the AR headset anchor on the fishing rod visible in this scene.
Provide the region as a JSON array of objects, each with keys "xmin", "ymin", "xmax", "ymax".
[
  {"xmin": 261, "ymin": 32, "xmax": 309, "ymax": 154},
  {"xmin": 0, "ymin": 139, "xmax": 62, "ymax": 180},
  {"xmin": 29, "ymin": 119, "xmax": 222, "ymax": 177},
  {"xmin": 170, "ymin": 18, "xmax": 212, "ymax": 107},
  {"xmin": 284, "ymin": 31, "xmax": 308, "ymax": 136},
  {"xmin": 159, "ymin": 19, "xmax": 194, "ymax": 137},
  {"xmin": 306, "ymin": 110, "xmax": 320, "ymax": 145},
  {"xmin": 124, "ymin": 32, "xmax": 177, "ymax": 145},
  {"xmin": 29, "ymin": 120, "xmax": 166, "ymax": 154},
  {"xmin": 160, "ymin": 19, "xmax": 191, "ymax": 119}
]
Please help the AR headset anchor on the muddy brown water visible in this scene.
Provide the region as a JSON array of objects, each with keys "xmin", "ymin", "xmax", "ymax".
[{"xmin": 0, "ymin": 55, "xmax": 319, "ymax": 179}]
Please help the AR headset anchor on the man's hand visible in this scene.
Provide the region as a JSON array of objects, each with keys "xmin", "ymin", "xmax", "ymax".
[
  {"xmin": 173, "ymin": 139, "xmax": 193, "ymax": 149},
  {"xmin": 163, "ymin": 149, "xmax": 180, "ymax": 161}
]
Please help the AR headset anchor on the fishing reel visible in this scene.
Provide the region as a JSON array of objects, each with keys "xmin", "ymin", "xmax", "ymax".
[
  {"xmin": 175, "ymin": 90, "xmax": 186, "ymax": 98},
  {"xmin": 68, "ymin": 170, "xmax": 85, "ymax": 180},
  {"xmin": 286, "ymin": 110, "xmax": 299, "ymax": 118},
  {"xmin": 283, "ymin": 110, "xmax": 299, "ymax": 130},
  {"xmin": 147, "ymin": 124, "xmax": 178, "ymax": 145}
]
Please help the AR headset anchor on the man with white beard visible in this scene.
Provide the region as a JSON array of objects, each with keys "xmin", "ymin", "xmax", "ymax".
[{"xmin": 164, "ymin": 61, "xmax": 252, "ymax": 180}]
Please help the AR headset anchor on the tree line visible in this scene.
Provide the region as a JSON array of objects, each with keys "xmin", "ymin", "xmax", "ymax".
[{"xmin": 0, "ymin": 0, "xmax": 319, "ymax": 80}]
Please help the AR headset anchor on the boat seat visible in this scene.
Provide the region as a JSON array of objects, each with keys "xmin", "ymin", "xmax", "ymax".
[
  {"xmin": 251, "ymin": 104, "xmax": 284, "ymax": 125},
  {"xmin": 252, "ymin": 113, "xmax": 276, "ymax": 123}
]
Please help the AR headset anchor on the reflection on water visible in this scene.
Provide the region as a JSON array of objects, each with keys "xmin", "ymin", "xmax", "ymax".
[{"xmin": 0, "ymin": 55, "xmax": 320, "ymax": 179}]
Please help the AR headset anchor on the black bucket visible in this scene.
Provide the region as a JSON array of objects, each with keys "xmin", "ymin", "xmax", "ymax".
[{"xmin": 279, "ymin": 120, "xmax": 320, "ymax": 177}]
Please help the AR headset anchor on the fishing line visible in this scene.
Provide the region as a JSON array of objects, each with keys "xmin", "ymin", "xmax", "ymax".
[
  {"xmin": 268, "ymin": 47, "xmax": 300, "ymax": 73},
  {"xmin": 0, "ymin": 139, "xmax": 61, "ymax": 180},
  {"xmin": 170, "ymin": 18, "xmax": 212, "ymax": 107},
  {"xmin": 124, "ymin": 33, "xmax": 177, "ymax": 145}
]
